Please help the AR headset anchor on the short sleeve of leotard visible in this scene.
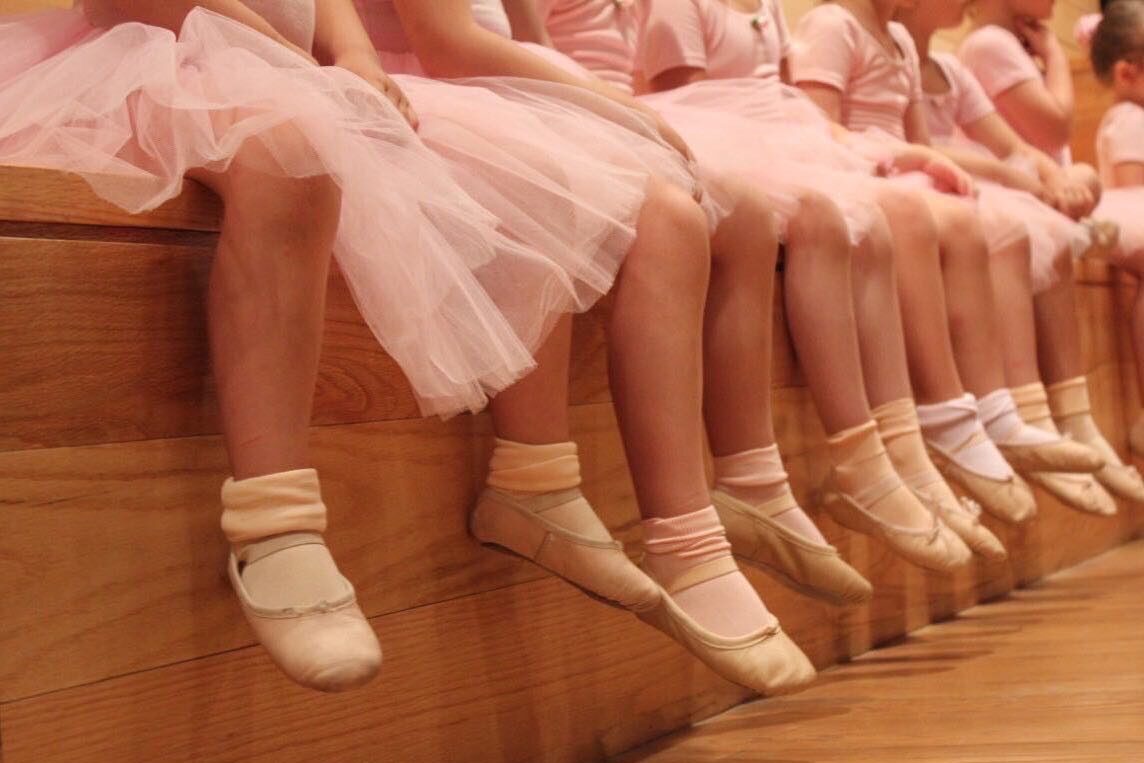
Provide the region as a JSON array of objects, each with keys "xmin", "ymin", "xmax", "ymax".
[
  {"xmin": 958, "ymin": 25, "xmax": 1041, "ymax": 98},
  {"xmin": 638, "ymin": 0, "xmax": 708, "ymax": 80}
]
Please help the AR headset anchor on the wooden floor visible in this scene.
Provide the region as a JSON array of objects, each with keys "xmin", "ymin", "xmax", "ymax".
[{"xmin": 618, "ymin": 539, "xmax": 1144, "ymax": 763}]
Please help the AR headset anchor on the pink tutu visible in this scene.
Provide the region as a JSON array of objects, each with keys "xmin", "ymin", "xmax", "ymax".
[
  {"xmin": 639, "ymin": 78, "xmax": 880, "ymax": 245},
  {"xmin": 1097, "ymin": 188, "xmax": 1144, "ymax": 263},
  {"xmin": 0, "ymin": 7, "xmax": 686, "ymax": 417}
]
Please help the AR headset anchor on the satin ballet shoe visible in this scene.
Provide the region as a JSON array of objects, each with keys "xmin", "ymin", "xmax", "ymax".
[
  {"xmin": 996, "ymin": 438, "xmax": 1103, "ymax": 474},
  {"xmin": 228, "ymin": 532, "xmax": 381, "ymax": 692},
  {"xmin": 637, "ymin": 556, "xmax": 816, "ymax": 695},
  {"xmin": 712, "ymin": 489, "xmax": 872, "ymax": 606},
  {"xmin": 1024, "ymin": 471, "xmax": 1118, "ymax": 516},
  {"xmin": 1091, "ymin": 462, "xmax": 1144, "ymax": 503},
  {"xmin": 910, "ymin": 485, "xmax": 1007, "ymax": 563},
  {"xmin": 819, "ymin": 479, "xmax": 971, "ymax": 573},
  {"xmin": 926, "ymin": 446, "xmax": 1037, "ymax": 524},
  {"xmin": 471, "ymin": 487, "xmax": 661, "ymax": 612}
]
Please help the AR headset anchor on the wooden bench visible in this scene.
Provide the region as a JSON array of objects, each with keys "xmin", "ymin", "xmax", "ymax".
[{"xmin": 1, "ymin": 15, "xmax": 1142, "ymax": 763}]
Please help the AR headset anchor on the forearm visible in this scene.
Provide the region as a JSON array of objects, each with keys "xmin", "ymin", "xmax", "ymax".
[
  {"xmin": 937, "ymin": 145, "xmax": 1028, "ymax": 188},
  {"xmin": 84, "ymin": 0, "xmax": 292, "ymax": 47},
  {"xmin": 313, "ymin": 0, "xmax": 378, "ymax": 64},
  {"xmin": 1041, "ymin": 44, "xmax": 1075, "ymax": 116},
  {"xmin": 501, "ymin": 0, "xmax": 553, "ymax": 46}
]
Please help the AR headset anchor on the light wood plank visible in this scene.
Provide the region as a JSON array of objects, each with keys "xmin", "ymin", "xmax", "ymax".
[
  {"xmin": 0, "ymin": 235, "xmax": 620, "ymax": 450},
  {"xmin": 617, "ymin": 539, "xmax": 1144, "ymax": 763},
  {"xmin": 0, "ymin": 167, "xmax": 220, "ymax": 231}
]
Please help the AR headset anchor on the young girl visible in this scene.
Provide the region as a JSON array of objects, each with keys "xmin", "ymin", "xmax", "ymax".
[
  {"xmin": 960, "ymin": 0, "xmax": 1144, "ymax": 502},
  {"xmin": 0, "ymin": 0, "xmax": 811, "ymax": 694},
  {"xmin": 1080, "ymin": 0, "xmax": 1144, "ymax": 460},
  {"xmin": 894, "ymin": 0, "xmax": 1141, "ymax": 510},
  {"xmin": 518, "ymin": 0, "xmax": 1008, "ymax": 570},
  {"xmin": 789, "ymin": 0, "xmax": 1117, "ymax": 517},
  {"xmin": 352, "ymin": 0, "xmax": 837, "ymax": 695}
]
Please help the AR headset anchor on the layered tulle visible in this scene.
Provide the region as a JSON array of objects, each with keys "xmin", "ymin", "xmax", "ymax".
[
  {"xmin": 639, "ymin": 78, "xmax": 881, "ymax": 244},
  {"xmin": 377, "ymin": 47, "xmax": 721, "ymax": 236},
  {"xmin": 0, "ymin": 8, "xmax": 672, "ymax": 416}
]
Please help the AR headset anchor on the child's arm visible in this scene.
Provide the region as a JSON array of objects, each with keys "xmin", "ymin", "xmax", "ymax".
[
  {"xmin": 959, "ymin": 110, "xmax": 1094, "ymax": 217},
  {"xmin": 989, "ymin": 19, "xmax": 1075, "ymax": 156},
  {"xmin": 390, "ymin": 0, "xmax": 692, "ymax": 157},
  {"xmin": 83, "ymin": 0, "xmax": 307, "ymax": 57},
  {"xmin": 501, "ymin": 0, "xmax": 553, "ymax": 46},
  {"xmin": 1111, "ymin": 163, "xmax": 1144, "ymax": 188},
  {"xmin": 313, "ymin": 0, "xmax": 418, "ymax": 126}
]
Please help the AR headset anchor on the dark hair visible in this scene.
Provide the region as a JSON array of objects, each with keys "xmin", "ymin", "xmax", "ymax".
[{"xmin": 1092, "ymin": 0, "xmax": 1144, "ymax": 82}]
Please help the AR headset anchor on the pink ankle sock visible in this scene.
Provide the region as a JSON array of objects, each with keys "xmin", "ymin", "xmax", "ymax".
[
  {"xmin": 641, "ymin": 506, "xmax": 773, "ymax": 638},
  {"xmin": 713, "ymin": 446, "xmax": 828, "ymax": 544}
]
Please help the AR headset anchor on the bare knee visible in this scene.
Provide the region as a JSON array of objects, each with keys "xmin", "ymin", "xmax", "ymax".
[
  {"xmin": 219, "ymin": 127, "xmax": 342, "ymax": 251},
  {"xmin": 852, "ymin": 207, "xmax": 895, "ymax": 279},
  {"xmin": 631, "ymin": 179, "xmax": 711, "ymax": 281},
  {"xmin": 710, "ymin": 177, "xmax": 779, "ymax": 271},
  {"xmin": 876, "ymin": 186, "xmax": 939, "ymax": 246},
  {"xmin": 934, "ymin": 199, "xmax": 989, "ymax": 269},
  {"xmin": 786, "ymin": 190, "xmax": 850, "ymax": 260}
]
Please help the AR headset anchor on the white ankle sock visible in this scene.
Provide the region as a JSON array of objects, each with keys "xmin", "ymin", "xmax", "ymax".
[
  {"xmin": 917, "ymin": 395, "xmax": 1015, "ymax": 481},
  {"xmin": 978, "ymin": 388, "xmax": 1058, "ymax": 446},
  {"xmin": 713, "ymin": 445, "xmax": 828, "ymax": 544},
  {"xmin": 642, "ymin": 507, "xmax": 773, "ymax": 638}
]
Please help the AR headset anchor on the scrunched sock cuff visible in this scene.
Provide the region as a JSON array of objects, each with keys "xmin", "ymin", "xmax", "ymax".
[
  {"xmin": 220, "ymin": 468, "xmax": 327, "ymax": 546},
  {"xmin": 486, "ymin": 438, "xmax": 582, "ymax": 494}
]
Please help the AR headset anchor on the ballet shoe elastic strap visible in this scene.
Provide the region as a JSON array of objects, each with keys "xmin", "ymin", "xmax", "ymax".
[
  {"xmin": 487, "ymin": 438, "xmax": 582, "ymax": 493},
  {"xmin": 221, "ymin": 468, "xmax": 327, "ymax": 545}
]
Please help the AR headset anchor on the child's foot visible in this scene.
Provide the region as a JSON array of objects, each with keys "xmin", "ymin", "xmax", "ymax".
[
  {"xmin": 1048, "ymin": 378, "xmax": 1144, "ymax": 504},
  {"xmin": 873, "ymin": 399, "xmax": 1007, "ymax": 562},
  {"xmin": 222, "ymin": 470, "xmax": 381, "ymax": 692},
  {"xmin": 917, "ymin": 395, "xmax": 1037, "ymax": 524},
  {"xmin": 823, "ymin": 420, "xmax": 972, "ymax": 571},
  {"xmin": 712, "ymin": 446, "xmax": 872, "ymax": 605},
  {"xmin": 471, "ymin": 439, "xmax": 661, "ymax": 611},
  {"xmin": 638, "ymin": 506, "xmax": 817, "ymax": 695},
  {"xmin": 981, "ymin": 388, "xmax": 1102, "ymax": 473}
]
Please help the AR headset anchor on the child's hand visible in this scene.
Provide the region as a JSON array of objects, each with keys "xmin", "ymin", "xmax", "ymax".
[
  {"xmin": 630, "ymin": 100, "xmax": 695, "ymax": 163},
  {"xmin": 334, "ymin": 48, "xmax": 419, "ymax": 130},
  {"xmin": 1015, "ymin": 17, "xmax": 1060, "ymax": 60},
  {"xmin": 886, "ymin": 146, "xmax": 976, "ymax": 197},
  {"xmin": 1044, "ymin": 175, "xmax": 1096, "ymax": 219}
]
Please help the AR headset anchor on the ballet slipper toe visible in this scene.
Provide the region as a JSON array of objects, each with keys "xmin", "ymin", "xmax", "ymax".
[
  {"xmin": 1025, "ymin": 472, "xmax": 1118, "ymax": 516},
  {"xmin": 637, "ymin": 558, "xmax": 816, "ymax": 695},
  {"xmin": 228, "ymin": 534, "xmax": 381, "ymax": 692},
  {"xmin": 821, "ymin": 486, "xmax": 969, "ymax": 573},
  {"xmin": 1093, "ymin": 462, "xmax": 1144, "ymax": 503},
  {"xmin": 914, "ymin": 488, "xmax": 1007, "ymax": 563},
  {"xmin": 997, "ymin": 439, "xmax": 1103, "ymax": 474},
  {"xmin": 712, "ymin": 489, "xmax": 872, "ymax": 606},
  {"xmin": 471, "ymin": 487, "xmax": 661, "ymax": 612},
  {"xmin": 928, "ymin": 450, "xmax": 1037, "ymax": 524}
]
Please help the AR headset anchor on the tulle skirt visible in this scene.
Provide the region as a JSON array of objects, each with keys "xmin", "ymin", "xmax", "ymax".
[
  {"xmin": 0, "ymin": 8, "xmax": 680, "ymax": 416},
  {"xmin": 638, "ymin": 78, "xmax": 880, "ymax": 245},
  {"xmin": 1095, "ymin": 189, "xmax": 1144, "ymax": 261}
]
